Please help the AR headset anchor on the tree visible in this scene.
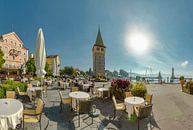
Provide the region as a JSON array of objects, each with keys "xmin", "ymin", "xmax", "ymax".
[
  {"xmin": 113, "ymin": 70, "xmax": 119, "ymax": 77},
  {"xmin": 45, "ymin": 62, "xmax": 52, "ymax": 76},
  {"xmin": 26, "ymin": 58, "xmax": 36, "ymax": 75},
  {"xmin": 0, "ymin": 49, "xmax": 5, "ymax": 68},
  {"xmin": 105, "ymin": 70, "xmax": 113, "ymax": 78},
  {"xmin": 119, "ymin": 69, "xmax": 129, "ymax": 77},
  {"xmin": 61, "ymin": 66, "xmax": 75, "ymax": 76}
]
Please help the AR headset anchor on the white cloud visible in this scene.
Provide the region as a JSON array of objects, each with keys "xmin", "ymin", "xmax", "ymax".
[{"xmin": 181, "ymin": 60, "xmax": 189, "ymax": 68}]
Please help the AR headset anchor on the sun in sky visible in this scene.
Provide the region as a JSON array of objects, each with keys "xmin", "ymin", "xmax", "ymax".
[{"xmin": 125, "ymin": 28, "xmax": 152, "ymax": 56}]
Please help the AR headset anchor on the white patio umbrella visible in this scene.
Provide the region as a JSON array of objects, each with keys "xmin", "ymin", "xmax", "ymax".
[{"xmin": 34, "ymin": 28, "xmax": 47, "ymax": 78}]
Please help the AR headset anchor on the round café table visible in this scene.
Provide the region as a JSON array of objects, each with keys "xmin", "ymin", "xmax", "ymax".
[
  {"xmin": 69, "ymin": 91, "xmax": 90, "ymax": 111},
  {"xmin": 0, "ymin": 99, "xmax": 23, "ymax": 130},
  {"xmin": 124, "ymin": 97, "xmax": 145, "ymax": 118},
  {"xmin": 27, "ymin": 87, "xmax": 43, "ymax": 100}
]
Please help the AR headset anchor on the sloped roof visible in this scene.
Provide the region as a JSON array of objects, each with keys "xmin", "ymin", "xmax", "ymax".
[{"xmin": 94, "ymin": 28, "xmax": 105, "ymax": 47}]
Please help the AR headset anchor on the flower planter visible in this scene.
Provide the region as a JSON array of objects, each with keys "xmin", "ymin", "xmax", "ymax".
[
  {"xmin": 180, "ymin": 80, "xmax": 185, "ymax": 87},
  {"xmin": 110, "ymin": 79, "xmax": 131, "ymax": 100}
]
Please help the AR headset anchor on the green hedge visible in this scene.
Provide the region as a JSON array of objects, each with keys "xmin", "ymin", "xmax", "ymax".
[
  {"xmin": 0, "ymin": 87, "xmax": 5, "ymax": 98},
  {"xmin": 0, "ymin": 80, "xmax": 28, "ymax": 98}
]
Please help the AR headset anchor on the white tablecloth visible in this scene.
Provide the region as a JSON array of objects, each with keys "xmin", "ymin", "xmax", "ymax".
[
  {"xmin": 69, "ymin": 91, "xmax": 90, "ymax": 109},
  {"xmin": 69, "ymin": 91, "xmax": 90, "ymax": 99},
  {"xmin": 27, "ymin": 87, "xmax": 43, "ymax": 100},
  {"xmin": 0, "ymin": 99, "xmax": 23, "ymax": 130},
  {"xmin": 124, "ymin": 97, "xmax": 145, "ymax": 118}
]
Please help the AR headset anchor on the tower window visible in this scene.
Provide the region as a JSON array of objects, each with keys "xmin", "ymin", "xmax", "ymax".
[
  {"xmin": 97, "ymin": 47, "xmax": 100, "ymax": 51},
  {"xmin": 101, "ymin": 48, "xmax": 104, "ymax": 51}
]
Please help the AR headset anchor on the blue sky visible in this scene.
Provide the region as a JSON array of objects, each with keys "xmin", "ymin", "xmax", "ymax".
[{"xmin": 1, "ymin": 0, "xmax": 193, "ymax": 76}]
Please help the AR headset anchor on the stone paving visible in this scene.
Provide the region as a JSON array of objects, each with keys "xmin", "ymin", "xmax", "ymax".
[{"xmin": 23, "ymin": 83, "xmax": 193, "ymax": 130}]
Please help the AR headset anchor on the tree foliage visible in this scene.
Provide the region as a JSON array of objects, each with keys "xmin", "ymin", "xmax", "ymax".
[
  {"xmin": 0, "ymin": 49, "xmax": 5, "ymax": 68},
  {"xmin": 26, "ymin": 58, "xmax": 36, "ymax": 75},
  {"xmin": 45, "ymin": 62, "xmax": 52, "ymax": 76},
  {"xmin": 61, "ymin": 66, "xmax": 75, "ymax": 76}
]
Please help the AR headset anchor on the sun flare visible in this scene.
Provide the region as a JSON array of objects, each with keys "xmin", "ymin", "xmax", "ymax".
[{"xmin": 125, "ymin": 32, "xmax": 151, "ymax": 55}]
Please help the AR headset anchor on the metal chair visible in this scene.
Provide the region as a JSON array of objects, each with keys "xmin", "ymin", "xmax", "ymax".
[
  {"xmin": 89, "ymin": 87, "xmax": 99, "ymax": 99},
  {"xmin": 17, "ymin": 87, "xmax": 28, "ymax": 96},
  {"xmin": 78, "ymin": 100, "xmax": 93, "ymax": 127},
  {"xmin": 134, "ymin": 104, "xmax": 153, "ymax": 130},
  {"xmin": 59, "ymin": 91, "xmax": 72, "ymax": 112},
  {"xmin": 23, "ymin": 98, "xmax": 44, "ymax": 130},
  {"xmin": 112, "ymin": 96, "xmax": 125, "ymax": 119},
  {"xmin": 145, "ymin": 94, "xmax": 153, "ymax": 105},
  {"xmin": 102, "ymin": 90, "xmax": 109, "ymax": 99},
  {"xmin": 125, "ymin": 91, "xmax": 133, "ymax": 98}
]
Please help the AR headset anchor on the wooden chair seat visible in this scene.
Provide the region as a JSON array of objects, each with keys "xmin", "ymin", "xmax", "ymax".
[
  {"xmin": 62, "ymin": 98, "xmax": 72, "ymax": 104},
  {"xmin": 23, "ymin": 115, "xmax": 39, "ymax": 123},
  {"xmin": 115, "ymin": 103, "xmax": 125, "ymax": 110}
]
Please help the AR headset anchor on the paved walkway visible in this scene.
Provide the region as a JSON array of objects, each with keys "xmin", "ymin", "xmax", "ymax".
[{"xmin": 23, "ymin": 83, "xmax": 193, "ymax": 130}]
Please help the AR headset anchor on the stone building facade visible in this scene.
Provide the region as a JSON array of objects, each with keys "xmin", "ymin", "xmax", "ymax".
[{"xmin": 92, "ymin": 28, "xmax": 106, "ymax": 77}]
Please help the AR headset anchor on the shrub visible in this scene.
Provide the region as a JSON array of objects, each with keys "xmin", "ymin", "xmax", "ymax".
[
  {"xmin": 6, "ymin": 79, "xmax": 14, "ymax": 85},
  {"xmin": 1, "ymin": 84, "xmax": 15, "ymax": 91},
  {"xmin": 131, "ymin": 82, "xmax": 147, "ymax": 98},
  {"xmin": 14, "ymin": 82, "xmax": 28, "ymax": 92},
  {"xmin": 0, "ymin": 86, "xmax": 5, "ymax": 98},
  {"xmin": 1, "ymin": 82, "xmax": 27, "ymax": 92}
]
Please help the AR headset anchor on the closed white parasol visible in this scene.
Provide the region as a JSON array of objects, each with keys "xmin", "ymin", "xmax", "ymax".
[{"xmin": 34, "ymin": 28, "xmax": 47, "ymax": 78}]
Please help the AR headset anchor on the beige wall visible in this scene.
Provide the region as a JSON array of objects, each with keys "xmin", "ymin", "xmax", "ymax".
[
  {"xmin": 46, "ymin": 55, "xmax": 60, "ymax": 76},
  {"xmin": 0, "ymin": 32, "xmax": 28, "ymax": 69}
]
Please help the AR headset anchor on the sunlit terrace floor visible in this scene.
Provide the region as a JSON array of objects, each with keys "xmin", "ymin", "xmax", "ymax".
[{"xmin": 23, "ymin": 83, "xmax": 193, "ymax": 130}]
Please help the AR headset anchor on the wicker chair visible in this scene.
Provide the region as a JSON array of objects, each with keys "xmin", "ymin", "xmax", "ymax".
[
  {"xmin": 112, "ymin": 96, "xmax": 125, "ymax": 119},
  {"xmin": 17, "ymin": 87, "xmax": 30, "ymax": 102},
  {"xmin": 59, "ymin": 91, "xmax": 72, "ymax": 112},
  {"xmin": 145, "ymin": 94, "xmax": 153, "ymax": 105},
  {"xmin": 125, "ymin": 91, "xmax": 133, "ymax": 98},
  {"xmin": 134, "ymin": 104, "xmax": 153, "ymax": 130},
  {"xmin": 6, "ymin": 90, "xmax": 16, "ymax": 99},
  {"xmin": 71, "ymin": 87, "xmax": 78, "ymax": 92},
  {"xmin": 23, "ymin": 98, "xmax": 44, "ymax": 130}
]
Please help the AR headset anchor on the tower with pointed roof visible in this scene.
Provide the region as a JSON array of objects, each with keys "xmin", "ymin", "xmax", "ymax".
[{"xmin": 92, "ymin": 27, "xmax": 106, "ymax": 77}]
